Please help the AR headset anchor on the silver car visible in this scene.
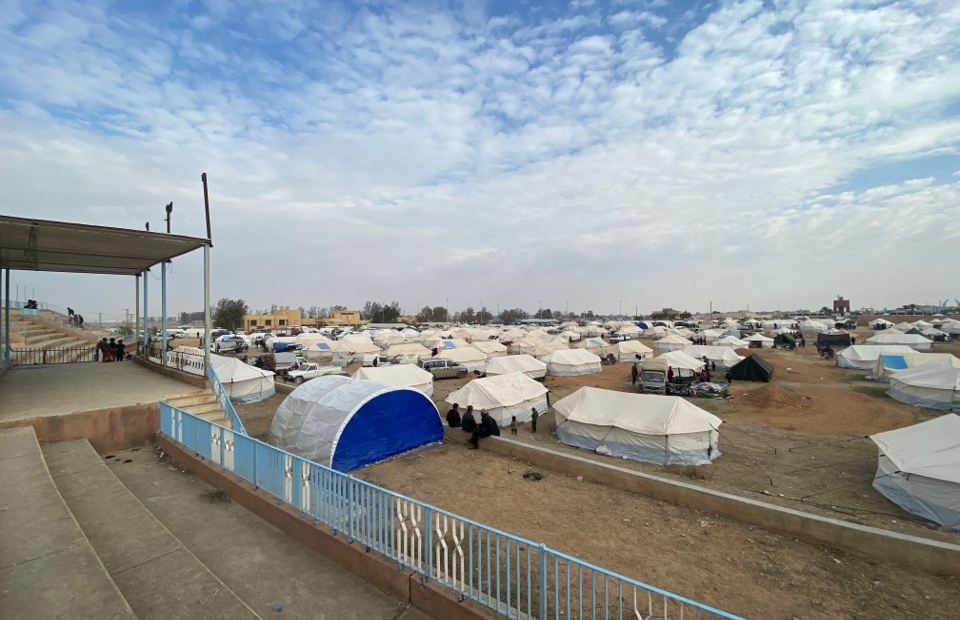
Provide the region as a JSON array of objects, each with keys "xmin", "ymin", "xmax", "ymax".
[{"xmin": 418, "ymin": 358, "xmax": 468, "ymax": 379}]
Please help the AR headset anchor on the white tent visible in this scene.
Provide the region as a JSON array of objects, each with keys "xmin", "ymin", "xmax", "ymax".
[
  {"xmin": 870, "ymin": 352, "xmax": 960, "ymax": 382},
  {"xmin": 743, "ymin": 333, "xmax": 774, "ymax": 349},
  {"xmin": 553, "ymin": 387, "xmax": 722, "ymax": 465},
  {"xmin": 612, "ymin": 340, "xmax": 654, "ymax": 362},
  {"xmin": 384, "ymin": 342, "xmax": 432, "ymax": 361},
  {"xmin": 483, "ymin": 354, "xmax": 548, "ymax": 380},
  {"xmin": 870, "ymin": 415, "xmax": 960, "ymax": 530},
  {"xmin": 541, "ymin": 348, "xmax": 602, "ymax": 376},
  {"xmin": 445, "ymin": 372, "xmax": 548, "ymax": 426},
  {"xmin": 681, "ymin": 345, "xmax": 743, "ymax": 370},
  {"xmin": 653, "ymin": 333, "xmax": 692, "ymax": 352},
  {"xmin": 471, "ymin": 340, "xmax": 508, "ymax": 357},
  {"xmin": 436, "ymin": 346, "xmax": 488, "ymax": 372},
  {"xmin": 654, "ymin": 350, "xmax": 705, "ymax": 377},
  {"xmin": 701, "ymin": 328, "xmax": 725, "ymax": 343},
  {"xmin": 210, "ymin": 354, "xmax": 276, "ymax": 403},
  {"xmin": 837, "ymin": 345, "xmax": 917, "ymax": 370},
  {"xmin": 714, "ymin": 335, "xmax": 748, "ymax": 348},
  {"xmin": 352, "ymin": 364, "xmax": 435, "ymax": 397},
  {"xmin": 865, "ymin": 333, "xmax": 934, "ymax": 350},
  {"xmin": 572, "ymin": 337, "xmax": 610, "ymax": 356},
  {"xmin": 870, "ymin": 318, "xmax": 894, "ymax": 329},
  {"xmin": 887, "ymin": 365, "xmax": 960, "ymax": 410},
  {"xmin": 799, "ymin": 320, "xmax": 830, "ymax": 334},
  {"xmin": 372, "ymin": 330, "xmax": 405, "ymax": 347},
  {"xmin": 512, "ymin": 338, "xmax": 569, "ymax": 358}
]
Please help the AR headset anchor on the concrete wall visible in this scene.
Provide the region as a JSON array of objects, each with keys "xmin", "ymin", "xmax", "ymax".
[
  {"xmin": 133, "ymin": 356, "xmax": 207, "ymax": 388},
  {"xmin": 0, "ymin": 403, "xmax": 159, "ymax": 452},
  {"xmin": 158, "ymin": 436, "xmax": 501, "ymax": 620},
  {"xmin": 447, "ymin": 431, "xmax": 960, "ymax": 577}
]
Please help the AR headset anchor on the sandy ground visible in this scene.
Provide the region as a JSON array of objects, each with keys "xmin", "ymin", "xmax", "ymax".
[{"xmin": 234, "ymin": 329, "xmax": 960, "ymax": 619}]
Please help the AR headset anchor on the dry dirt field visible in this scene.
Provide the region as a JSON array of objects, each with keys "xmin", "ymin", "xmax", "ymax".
[{"xmin": 235, "ymin": 328, "xmax": 960, "ymax": 619}]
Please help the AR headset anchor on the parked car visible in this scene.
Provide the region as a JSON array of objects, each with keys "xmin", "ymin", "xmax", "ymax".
[
  {"xmin": 418, "ymin": 358, "xmax": 468, "ymax": 379},
  {"xmin": 284, "ymin": 363, "xmax": 344, "ymax": 384}
]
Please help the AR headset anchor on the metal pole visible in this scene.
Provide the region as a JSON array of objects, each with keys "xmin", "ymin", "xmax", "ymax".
[
  {"xmin": 3, "ymin": 268, "xmax": 9, "ymax": 365},
  {"xmin": 143, "ymin": 270, "xmax": 149, "ymax": 360},
  {"xmin": 204, "ymin": 244, "xmax": 211, "ymax": 372},
  {"xmin": 135, "ymin": 275, "xmax": 140, "ymax": 356},
  {"xmin": 161, "ymin": 261, "xmax": 168, "ymax": 366}
]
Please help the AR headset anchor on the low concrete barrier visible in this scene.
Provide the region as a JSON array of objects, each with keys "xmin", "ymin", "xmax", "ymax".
[
  {"xmin": 451, "ymin": 431, "xmax": 960, "ymax": 577},
  {"xmin": 0, "ymin": 403, "xmax": 158, "ymax": 453}
]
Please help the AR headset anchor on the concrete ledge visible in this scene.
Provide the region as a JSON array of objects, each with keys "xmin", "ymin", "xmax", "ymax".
[
  {"xmin": 133, "ymin": 356, "xmax": 208, "ymax": 388},
  {"xmin": 0, "ymin": 404, "xmax": 158, "ymax": 453},
  {"xmin": 158, "ymin": 435, "xmax": 502, "ymax": 620},
  {"xmin": 458, "ymin": 431, "xmax": 960, "ymax": 577}
]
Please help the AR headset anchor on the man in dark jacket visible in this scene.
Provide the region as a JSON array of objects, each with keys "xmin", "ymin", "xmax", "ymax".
[
  {"xmin": 460, "ymin": 405, "xmax": 477, "ymax": 434},
  {"xmin": 470, "ymin": 410, "xmax": 500, "ymax": 449},
  {"xmin": 446, "ymin": 403, "xmax": 462, "ymax": 428}
]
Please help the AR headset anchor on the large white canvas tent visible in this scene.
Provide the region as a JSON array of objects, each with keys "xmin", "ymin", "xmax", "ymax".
[
  {"xmin": 836, "ymin": 345, "xmax": 917, "ymax": 370},
  {"xmin": 270, "ymin": 376, "xmax": 442, "ymax": 472},
  {"xmin": 512, "ymin": 338, "xmax": 569, "ymax": 358},
  {"xmin": 208, "ymin": 355, "xmax": 276, "ymax": 403},
  {"xmin": 887, "ymin": 365, "xmax": 960, "ymax": 410},
  {"xmin": 445, "ymin": 372, "xmax": 548, "ymax": 426},
  {"xmin": 870, "ymin": 352, "xmax": 960, "ymax": 382},
  {"xmin": 654, "ymin": 350, "xmax": 705, "ymax": 377},
  {"xmin": 436, "ymin": 346, "xmax": 488, "ymax": 372},
  {"xmin": 870, "ymin": 415, "xmax": 960, "ymax": 530},
  {"xmin": 573, "ymin": 337, "xmax": 610, "ymax": 356},
  {"xmin": 864, "ymin": 333, "xmax": 933, "ymax": 350},
  {"xmin": 541, "ymin": 348, "xmax": 602, "ymax": 376},
  {"xmin": 471, "ymin": 340, "xmax": 508, "ymax": 357},
  {"xmin": 714, "ymin": 335, "xmax": 748, "ymax": 348},
  {"xmin": 352, "ymin": 364, "xmax": 435, "ymax": 397},
  {"xmin": 483, "ymin": 354, "xmax": 547, "ymax": 380},
  {"xmin": 743, "ymin": 333, "xmax": 774, "ymax": 349},
  {"xmin": 653, "ymin": 333, "xmax": 691, "ymax": 352},
  {"xmin": 384, "ymin": 342, "xmax": 432, "ymax": 361},
  {"xmin": 681, "ymin": 345, "xmax": 743, "ymax": 370},
  {"xmin": 553, "ymin": 388, "xmax": 722, "ymax": 465},
  {"xmin": 612, "ymin": 340, "xmax": 653, "ymax": 362}
]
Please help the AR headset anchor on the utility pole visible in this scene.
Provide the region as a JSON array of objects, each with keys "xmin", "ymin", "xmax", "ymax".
[{"xmin": 98, "ymin": 312, "xmax": 102, "ymax": 326}]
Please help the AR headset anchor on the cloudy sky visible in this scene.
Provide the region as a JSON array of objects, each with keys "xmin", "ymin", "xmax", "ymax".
[{"xmin": 2, "ymin": 0, "xmax": 959, "ymax": 322}]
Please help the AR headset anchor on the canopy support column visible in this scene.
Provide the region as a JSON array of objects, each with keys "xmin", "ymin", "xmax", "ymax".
[
  {"xmin": 135, "ymin": 274, "xmax": 140, "ymax": 356},
  {"xmin": 161, "ymin": 261, "xmax": 168, "ymax": 366},
  {"xmin": 142, "ymin": 270, "xmax": 149, "ymax": 361},
  {"xmin": 203, "ymin": 245, "xmax": 210, "ymax": 372},
  {"xmin": 3, "ymin": 267, "xmax": 9, "ymax": 366}
]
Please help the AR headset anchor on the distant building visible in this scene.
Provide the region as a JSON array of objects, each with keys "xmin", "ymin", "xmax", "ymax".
[
  {"xmin": 833, "ymin": 296, "xmax": 851, "ymax": 316},
  {"xmin": 179, "ymin": 311, "xmax": 205, "ymax": 326},
  {"xmin": 329, "ymin": 310, "xmax": 362, "ymax": 326},
  {"xmin": 243, "ymin": 309, "xmax": 302, "ymax": 331}
]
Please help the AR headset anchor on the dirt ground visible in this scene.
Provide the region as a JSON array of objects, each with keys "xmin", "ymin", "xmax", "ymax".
[{"xmin": 235, "ymin": 328, "xmax": 960, "ymax": 619}]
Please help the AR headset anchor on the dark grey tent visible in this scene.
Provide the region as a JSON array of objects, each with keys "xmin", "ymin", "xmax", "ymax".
[
  {"xmin": 816, "ymin": 333, "xmax": 852, "ymax": 348},
  {"xmin": 774, "ymin": 333, "xmax": 796, "ymax": 347},
  {"xmin": 728, "ymin": 353, "xmax": 773, "ymax": 382}
]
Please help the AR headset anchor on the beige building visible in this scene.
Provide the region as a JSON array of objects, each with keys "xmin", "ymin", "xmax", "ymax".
[
  {"xmin": 243, "ymin": 309, "xmax": 302, "ymax": 332},
  {"xmin": 328, "ymin": 310, "xmax": 363, "ymax": 326}
]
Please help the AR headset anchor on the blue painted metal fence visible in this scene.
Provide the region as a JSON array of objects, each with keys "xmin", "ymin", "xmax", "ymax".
[
  {"xmin": 159, "ymin": 403, "xmax": 742, "ymax": 620},
  {"xmin": 206, "ymin": 361, "xmax": 248, "ymax": 435}
]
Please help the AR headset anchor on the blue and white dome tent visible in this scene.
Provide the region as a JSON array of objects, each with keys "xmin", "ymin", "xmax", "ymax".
[{"xmin": 269, "ymin": 375, "xmax": 443, "ymax": 472}]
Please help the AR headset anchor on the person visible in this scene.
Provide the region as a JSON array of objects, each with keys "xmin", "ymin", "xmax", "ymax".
[
  {"xmin": 530, "ymin": 406, "xmax": 539, "ymax": 433},
  {"xmin": 631, "ymin": 362, "xmax": 639, "ymax": 385},
  {"xmin": 107, "ymin": 338, "xmax": 118, "ymax": 362},
  {"xmin": 667, "ymin": 366, "xmax": 674, "ymax": 383},
  {"xmin": 461, "ymin": 405, "xmax": 477, "ymax": 434},
  {"xmin": 800, "ymin": 337, "xmax": 806, "ymax": 349},
  {"xmin": 115, "ymin": 339, "xmax": 126, "ymax": 362},
  {"xmin": 510, "ymin": 415, "xmax": 518, "ymax": 436},
  {"xmin": 97, "ymin": 337, "xmax": 109, "ymax": 362},
  {"xmin": 851, "ymin": 336, "xmax": 856, "ymax": 345},
  {"xmin": 711, "ymin": 361, "xmax": 716, "ymax": 372},
  {"xmin": 446, "ymin": 403, "xmax": 462, "ymax": 428},
  {"xmin": 470, "ymin": 410, "xmax": 500, "ymax": 449},
  {"xmin": 77, "ymin": 314, "xmax": 84, "ymax": 328},
  {"xmin": 725, "ymin": 369, "xmax": 733, "ymax": 383}
]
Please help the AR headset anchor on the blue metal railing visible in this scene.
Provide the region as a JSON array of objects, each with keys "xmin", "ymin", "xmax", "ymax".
[
  {"xmin": 159, "ymin": 404, "xmax": 742, "ymax": 620},
  {"xmin": 206, "ymin": 361, "xmax": 249, "ymax": 436}
]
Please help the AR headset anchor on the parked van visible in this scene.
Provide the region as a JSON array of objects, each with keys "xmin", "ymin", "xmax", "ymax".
[{"xmin": 638, "ymin": 358, "xmax": 668, "ymax": 395}]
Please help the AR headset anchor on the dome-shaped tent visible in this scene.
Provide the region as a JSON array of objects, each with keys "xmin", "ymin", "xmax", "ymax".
[{"xmin": 270, "ymin": 376, "xmax": 442, "ymax": 472}]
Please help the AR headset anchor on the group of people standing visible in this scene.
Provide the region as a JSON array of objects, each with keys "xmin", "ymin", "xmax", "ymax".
[
  {"xmin": 67, "ymin": 307, "xmax": 85, "ymax": 328},
  {"xmin": 446, "ymin": 403, "xmax": 540, "ymax": 449},
  {"xmin": 96, "ymin": 337, "xmax": 126, "ymax": 362}
]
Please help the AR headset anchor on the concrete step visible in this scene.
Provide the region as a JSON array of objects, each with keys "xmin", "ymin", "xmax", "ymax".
[
  {"xmin": 43, "ymin": 440, "xmax": 262, "ymax": 620},
  {"xmin": 109, "ymin": 445, "xmax": 432, "ymax": 620},
  {"xmin": 195, "ymin": 411, "xmax": 233, "ymax": 429},
  {"xmin": 184, "ymin": 403, "xmax": 224, "ymax": 416},
  {"xmin": 165, "ymin": 393, "xmax": 218, "ymax": 408},
  {"xmin": 0, "ymin": 428, "xmax": 137, "ymax": 620}
]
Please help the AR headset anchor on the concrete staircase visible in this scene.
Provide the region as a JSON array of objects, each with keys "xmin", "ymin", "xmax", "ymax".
[
  {"xmin": 2, "ymin": 310, "xmax": 101, "ymax": 364},
  {"xmin": 164, "ymin": 389, "xmax": 233, "ymax": 429},
  {"xmin": 0, "ymin": 426, "xmax": 431, "ymax": 620}
]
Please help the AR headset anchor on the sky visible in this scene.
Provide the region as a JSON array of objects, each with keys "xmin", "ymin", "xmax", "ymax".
[{"xmin": 1, "ymin": 0, "xmax": 959, "ymax": 322}]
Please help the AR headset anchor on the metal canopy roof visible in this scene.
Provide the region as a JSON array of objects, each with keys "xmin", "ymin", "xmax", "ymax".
[{"xmin": 0, "ymin": 215, "xmax": 210, "ymax": 276}]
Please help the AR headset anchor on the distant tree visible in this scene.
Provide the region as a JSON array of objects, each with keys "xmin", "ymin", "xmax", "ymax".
[
  {"xmin": 212, "ymin": 298, "xmax": 248, "ymax": 330},
  {"xmin": 416, "ymin": 305, "xmax": 448, "ymax": 323},
  {"xmin": 499, "ymin": 308, "xmax": 529, "ymax": 325},
  {"xmin": 362, "ymin": 301, "xmax": 401, "ymax": 323},
  {"xmin": 328, "ymin": 304, "xmax": 346, "ymax": 314},
  {"xmin": 534, "ymin": 308, "xmax": 552, "ymax": 319},
  {"xmin": 477, "ymin": 306, "xmax": 492, "ymax": 324},
  {"xmin": 456, "ymin": 307, "xmax": 477, "ymax": 324},
  {"xmin": 818, "ymin": 306, "xmax": 831, "ymax": 316}
]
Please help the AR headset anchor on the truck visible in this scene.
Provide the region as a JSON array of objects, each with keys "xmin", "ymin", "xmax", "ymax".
[
  {"xmin": 638, "ymin": 358, "xmax": 668, "ymax": 395},
  {"xmin": 283, "ymin": 362, "xmax": 344, "ymax": 384},
  {"xmin": 274, "ymin": 351, "xmax": 305, "ymax": 373}
]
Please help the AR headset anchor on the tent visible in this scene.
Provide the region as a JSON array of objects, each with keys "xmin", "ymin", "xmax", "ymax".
[
  {"xmin": 471, "ymin": 340, "xmax": 509, "ymax": 357},
  {"xmin": 870, "ymin": 415, "xmax": 960, "ymax": 530},
  {"xmin": 352, "ymin": 364, "xmax": 435, "ymax": 397},
  {"xmin": 541, "ymin": 348, "xmax": 602, "ymax": 376},
  {"xmin": 483, "ymin": 354, "xmax": 547, "ymax": 380},
  {"xmin": 773, "ymin": 333, "xmax": 796, "ymax": 347},
  {"xmin": 743, "ymin": 333, "xmax": 774, "ymax": 349},
  {"xmin": 269, "ymin": 376, "xmax": 442, "ymax": 472},
  {"xmin": 653, "ymin": 333, "xmax": 691, "ymax": 352},
  {"xmin": 445, "ymin": 372, "xmax": 548, "ymax": 426},
  {"xmin": 512, "ymin": 338, "xmax": 569, "ymax": 358},
  {"xmin": 436, "ymin": 345, "xmax": 488, "ymax": 372},
  {"xmin": 655, "ymin": 350, "xmax": 705, "ymax": 377},
  {"xmin": 384, "ymin": 342, "xmax": 432, "ymax": 361},
  {"xmin": 870, "ymin": 352, "xmax": 960, "ymax": 382},
  {"xmin": 573, "ymin": 337, "xmax": 610, "ymax": 356},
  {"xmin": 836, "ymin": 345, "xmax": 918, "ymax": 370},
  {"xmin": 816, "ymin": 333, "xmax": 852, "ymax": 348},
  {"xmin": 612, "ymin": 340, "xmax": 653, "ymax": 362},
  {"xmin": 714, "ymin": 335, "xmax": 748, "ymax": 348},
  {"xmin": 208, "ymin": 354, "xmax": 276, "ymax": 403},
  {"xmin": 887, "ymin": 365, "xmax": 960, "ymax": 410},
  {"xmin": 864, "ymin": 333, "xmax": 934, "ymax": 351},
  {"xmin": 728, "ymin": 354, "xmax": 773, "ymax": 382},
  {"xmin": 553, "ymin": 387, "xmax": 722, "ymax": 465},
  {"xmin": 681, "ymin": 345, "xmax": 743, "ymax": 370}
]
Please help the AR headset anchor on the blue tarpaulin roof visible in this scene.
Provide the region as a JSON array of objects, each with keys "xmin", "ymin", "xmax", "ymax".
[
  {"xmin": 441, "ymin": 340, "xmax": 455, "ymax": 348},
  {"xmin": 881, "ymin": 355, "xmax": 909, "ymax": 370},
  {"xmin": 313, "ymin": 343, "xmax": 331, "ymax": 351}
]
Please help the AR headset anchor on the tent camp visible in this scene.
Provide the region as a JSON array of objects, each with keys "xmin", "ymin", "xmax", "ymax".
[
  {"xmin": 728, "ymin": 354, "xmax": 774, "ymax": 382},
  {"xmin": 870, "ymin": 352, "xmax": 960, "ymax": 382},
  {"xmin": 681, "ymin": 345, "xmax": 743, "ymax": 370},
  {"xmin": 836, "ymin": 345, "xmax": 917, "ymax": 370},
  {"xmin": 653, "ymin": 333, "xmax": 691, "ymax": 352},
  {"xmin": 207, "ymin": 354, "xmax": 276, "ymax": 403},
  {"xmin": 270, "ymin": 376, "xmax": 442, "ymax": 472},
  {"xmin": 352, "ymin": 364, "xmax": 435, "ymax": 397},
  {"xmin": 542, "ymin": 348, "xmax": 602, "ymax": 376},
  {"xmin": 887, "ymin": 365, "xmax": 960, "ymax": 410},
  {"xmin": 870, "ymin": 414, "xmax": 960, "ymax": 530},
  {"xmin": 773, "ymin": 332, "xmax": 797, "ymax": 347},
  {"xmin": 864, "ymin": 333, "xmax": 934, "ymax": 351},
  {"xmin": 445, "ymin": 372, "xmax": 548, "ymax": 426},
  {"xmin": 553, "ymin": 387, "xmax": 722, "ymax": 465},
  {"xmin": 483, "ymin": 354, "xmax": 547, "ymax": 380}
]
